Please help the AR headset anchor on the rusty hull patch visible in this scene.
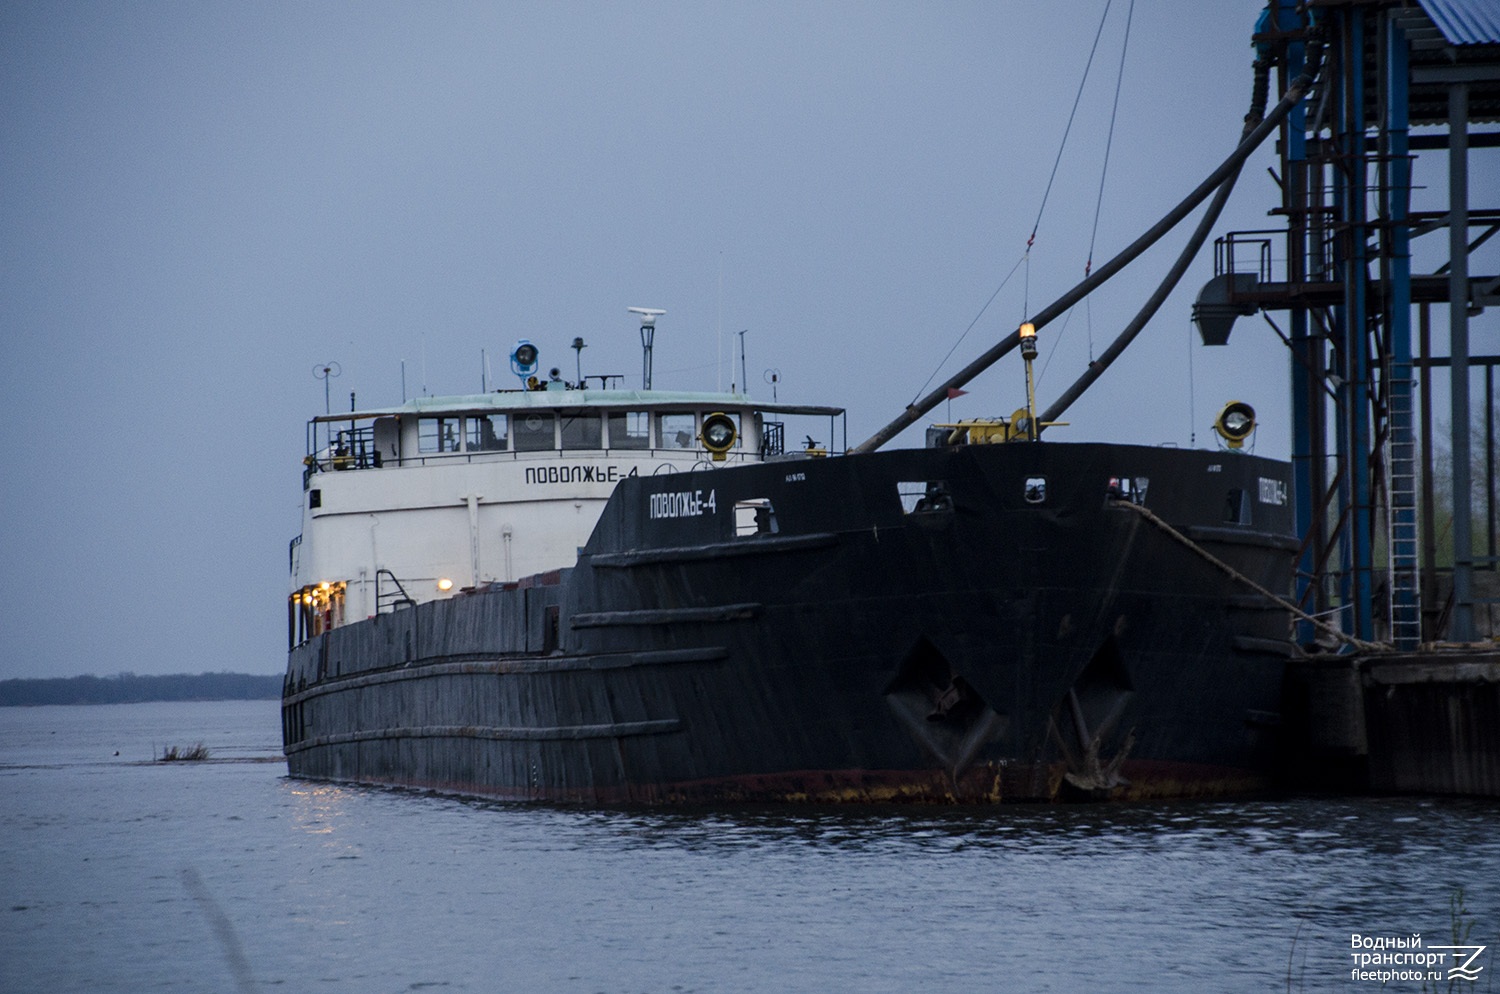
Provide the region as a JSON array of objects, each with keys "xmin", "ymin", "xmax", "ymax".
[{"xmin": 288, "ymin": 756, "xmax": 1272, "ymax": 806}]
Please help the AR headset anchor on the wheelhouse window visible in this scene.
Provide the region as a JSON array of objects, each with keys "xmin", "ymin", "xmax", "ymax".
[
  {"xmin": 608, "ymin": 411, "xmax": 652, "ymax": 450},
  {"xmin": 560, "ymin": 410, "xmax": 603, "ymax": 450},
  {"xmin": 513, "ymin": 412, "xmax": 556, "ymax": 452},
  {"xmin": 658, "ymin": 413, "xmax": 697, "ymax": 450},
  {"xmin": 418, "ymin": 417, "xmax": 461, "ymax": 453},
  {"xmin": 466, "ymin": 414, "xmax": 509, "ymax": 452}
]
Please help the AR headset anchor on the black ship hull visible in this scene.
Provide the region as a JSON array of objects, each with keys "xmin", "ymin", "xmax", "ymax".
[{"xmin": 283, "ymin": 442, "xmax": 1298, "ymax": 803}]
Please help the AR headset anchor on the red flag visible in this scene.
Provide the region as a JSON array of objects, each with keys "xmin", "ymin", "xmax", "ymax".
[{"xmin": 946, "ymin": 387, "xmax": 968, "ymax": 399}]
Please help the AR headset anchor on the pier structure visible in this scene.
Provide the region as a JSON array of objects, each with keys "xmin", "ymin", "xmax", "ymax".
[
  {"xmin": 1197, "ymin": 0, "xmax": 1500, "ymax": 796},
  {"xmin": 1196, "ymin": 0, "xmax": 1499, "ymax": 650}
]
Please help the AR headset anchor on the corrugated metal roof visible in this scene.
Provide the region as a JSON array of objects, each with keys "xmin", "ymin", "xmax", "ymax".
[{"xmin": 1419, "ymin": 0, "xmax": 1500, "ymax": 47}]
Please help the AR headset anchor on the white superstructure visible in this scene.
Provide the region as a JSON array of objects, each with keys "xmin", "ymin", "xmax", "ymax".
[{"xmin": 288, "ymin": 382, "xmax": 842, "ymax": 646}]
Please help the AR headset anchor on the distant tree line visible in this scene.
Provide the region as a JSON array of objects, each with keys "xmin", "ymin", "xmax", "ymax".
[{"xmin": 0, "ymin": 672, "xmax": 282, "ymax": 706}]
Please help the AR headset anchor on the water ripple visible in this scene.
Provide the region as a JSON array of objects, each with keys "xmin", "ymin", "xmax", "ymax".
[{"xmin": 2, "ymin": 701, "xmax": 1496, "ymax": 993}]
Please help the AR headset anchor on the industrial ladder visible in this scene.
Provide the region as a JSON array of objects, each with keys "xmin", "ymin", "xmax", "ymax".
[{"xmin": 1386, "ymin": 371, "xmax": 1422, "ymax": 649}]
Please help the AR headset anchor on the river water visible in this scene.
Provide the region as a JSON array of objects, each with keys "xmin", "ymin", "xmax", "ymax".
[{"xmin": 1, "ymin": 700, "xmax": 1496, "ymax": 993}]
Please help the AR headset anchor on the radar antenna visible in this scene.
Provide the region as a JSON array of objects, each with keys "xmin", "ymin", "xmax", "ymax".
[{"xmin": 628, "ymin": 307, "xmax": 666, "ymax": 390}]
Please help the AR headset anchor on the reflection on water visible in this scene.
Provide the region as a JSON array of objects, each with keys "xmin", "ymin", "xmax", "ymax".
[
  {"xmin": 2, "ymin": 701, "xmax": 1496, "ymax": 993},
  {"xmin": 290, "ymin": 782, "xmax": 356, "ymax": 840}
]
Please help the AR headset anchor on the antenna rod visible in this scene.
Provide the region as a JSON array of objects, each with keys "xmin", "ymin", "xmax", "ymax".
[
  {"xmin": 642, "ymin": 325, "xmax": 653, "ymax": 389},
  {"xmin": 737, "ymin": 330, "xmax": 748, "ymax": 395},
  {"xmin": 850, "ymin": 57, "xmax": 1318, "ymax": 454},
  {"xmin": 314, "ymin": 361, "xmax": 341, "ymax": 415}
]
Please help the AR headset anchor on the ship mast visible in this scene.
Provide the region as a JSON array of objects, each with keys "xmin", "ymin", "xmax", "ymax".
[{"xmin": 628, "ymin": 307, "xmax": 666, "ymax": 390}]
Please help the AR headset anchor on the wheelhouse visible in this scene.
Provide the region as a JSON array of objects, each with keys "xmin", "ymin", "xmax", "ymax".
[{"xmin": 289, "ymin": 385, "xmax": 843, "ymax": 647}]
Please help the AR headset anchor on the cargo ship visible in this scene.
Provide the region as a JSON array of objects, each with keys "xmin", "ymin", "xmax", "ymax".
[
  {"xmin": 282, "ymin": 324, "xmax": 1297, "ymax": 802},
  {"xmin": 282, "ymin": 11, "xmax": 1321, "ymax": 802}
]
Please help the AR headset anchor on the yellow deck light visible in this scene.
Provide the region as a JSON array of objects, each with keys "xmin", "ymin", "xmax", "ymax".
[
  {"xmin": 700, "ymin": 412, "xmax": 738, "ymax": 461},
  {"xmin": 1213, "ymin": 401, "xmax": 1257, "ymax": 449}
]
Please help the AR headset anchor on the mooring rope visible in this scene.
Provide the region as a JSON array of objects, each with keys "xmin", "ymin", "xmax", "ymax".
[{"xmin": 1119, "ymin": 500, "xmax": 1385, "ymax": 653}]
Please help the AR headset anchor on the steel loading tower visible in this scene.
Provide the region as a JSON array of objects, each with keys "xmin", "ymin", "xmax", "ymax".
[{"xmin": 1196, "ymin": 0, "xmax": 1499, "ymax": 649}]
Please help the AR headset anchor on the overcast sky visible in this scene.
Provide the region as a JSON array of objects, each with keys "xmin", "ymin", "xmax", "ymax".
[{"xmin": 2, "ymin": 2, "xmax": 1494, "ymax": 679}]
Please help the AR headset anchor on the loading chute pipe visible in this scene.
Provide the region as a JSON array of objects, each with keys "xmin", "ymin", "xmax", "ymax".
[
  {"xmin": 852, "ymin": 58, "xmax": 1320, "ymax": 454},
  {"xmin": 1039, "ymin": 150, "xmax": 1244, "ymax": 430}
]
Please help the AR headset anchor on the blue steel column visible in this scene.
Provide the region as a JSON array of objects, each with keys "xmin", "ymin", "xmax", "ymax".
[
  {"xmin": 1386, "ymin": 14, "xmax": 1418, "ymax": 648},
  {"xmin": 1280, "ymin": 1, "xmax": 1318, "ymax": 644},
  {"xmin": 1344, "ymin": 10, "xmax": 1375, "ymax": 642},
  {"xmin": 1330, "ymin": 14, "xmax": 1353, "ymax": 636},
  {"xmin": 1330, "ymin": 9, "xmax": 1374, "ymax": 642},
  {"xmin": 1449, "ymin": 81, "xmax": 1475, "ymax": 642}
]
